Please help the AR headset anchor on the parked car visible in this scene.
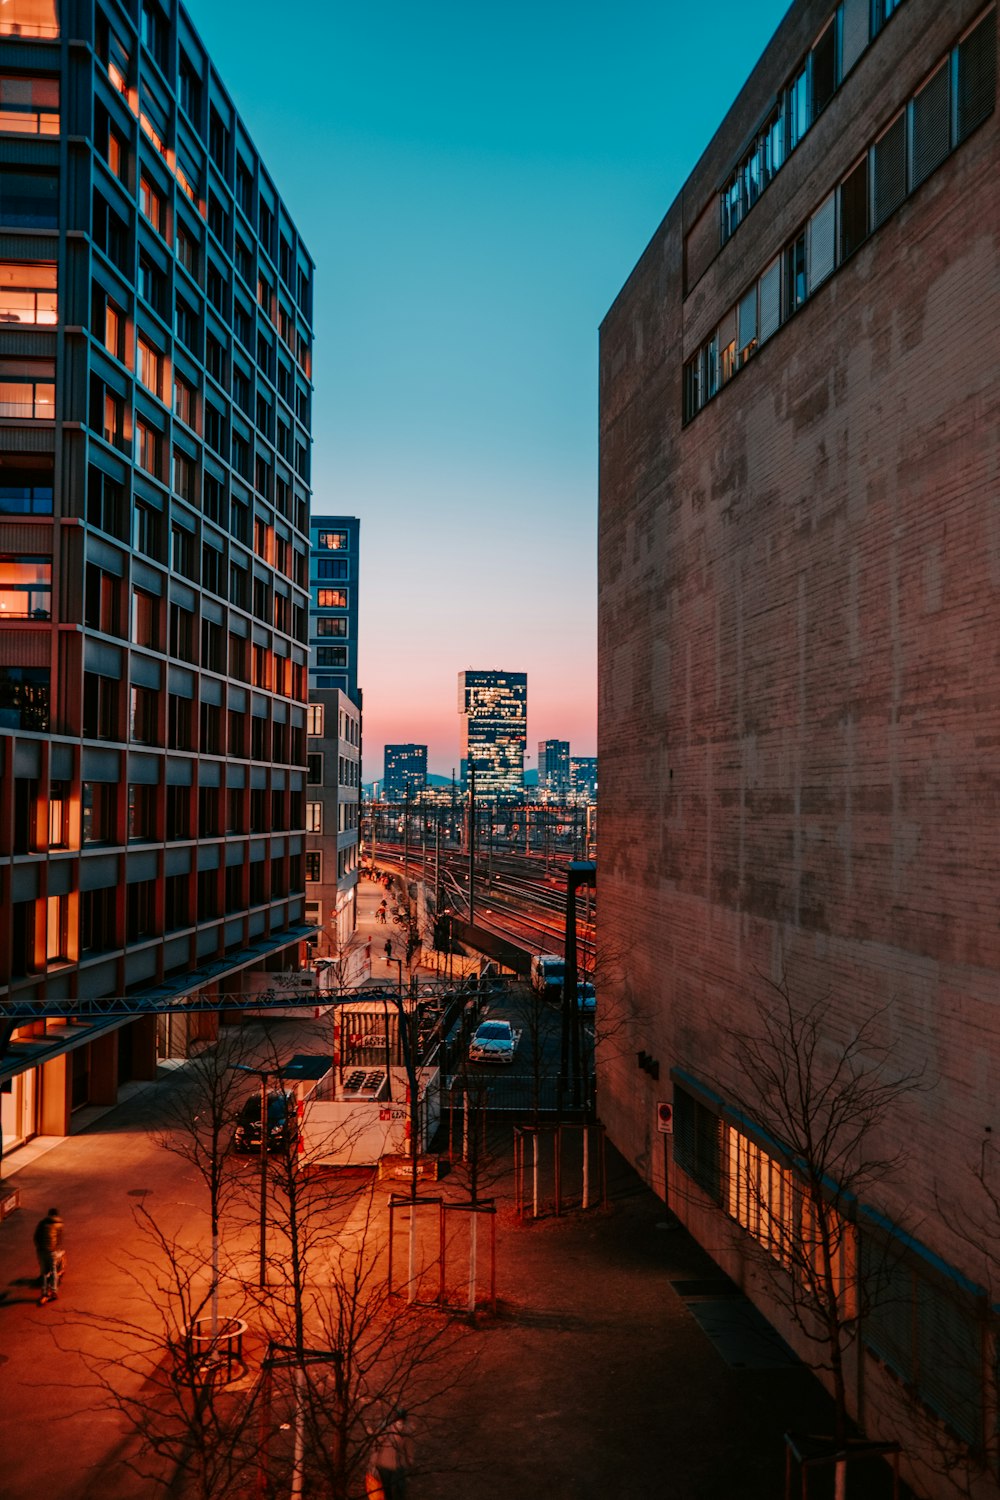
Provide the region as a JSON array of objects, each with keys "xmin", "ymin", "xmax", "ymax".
[
  {"xmin": 233, "ymin": 1090, "xmax": 298, "ymax": 1153},
  {"xmin": 531, "ymin": 953, "xmax": 565, "ymax": 996},
  {"xmin": 576, "ymin": 983, "xmax": 596, "ymax": 1013},
  {"xmin": 468, "ymin": 1019, "xmax": 520, "ymax": 1065}
]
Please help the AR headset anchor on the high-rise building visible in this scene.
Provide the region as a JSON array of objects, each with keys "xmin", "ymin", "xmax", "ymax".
[
  {"xmin": 598, "ymin": 0, "xmax": 997, "ymax": 1489},
  {"xmin": 305, "ymin": 692, "xmax": 360, "ymax": 954},
  {"xmin": 569, "ymin": 756, "xmax": 597, "ymax": 805},
  {"xmin": 384, "ymin": 744, "xmax": 427, "ymax": 801},
  {"xmin": 306, "ymin": 515, "xmax": 361, "ymax": 954},
  {"xmin": 309, "ymin": 514, "xmax": 359, "ymax": 702},
  {"xmin": 537, "ymin": 739, "xmax": 570, "ymax": 799},
  {"xmin": 458, "ymin": 670, "xmax": 526, "ymax": 797},
  {"xmin": 0, "ymin": 0, "xmax": 314, "ymax": 1153}
]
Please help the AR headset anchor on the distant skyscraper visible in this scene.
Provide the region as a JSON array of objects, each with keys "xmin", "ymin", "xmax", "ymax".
[
  {"xmin": 458, "ymin": 670, "xmax": 527, "ymax": 797},
  {"xmin": 384, "ymin": 744, "xmax": 427, "ymax": 801},
  {"xmin": 570, "ymin": 757, "xmax": 597, "ymax": 804},
  {"xmin": 309, "ymin": 516, "xmax": 359, "ymax": 702},
  {"xmin": 307, "ymin": 516, "xmax": 361, "ymax": 947},
  {"xmin": 538, "ymin": 740, "xmax": 571, "ymax": 799}
]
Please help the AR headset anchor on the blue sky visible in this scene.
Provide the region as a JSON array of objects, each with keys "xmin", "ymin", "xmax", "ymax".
[{"xmin": 190, "ymin": 0, "xmax": 791, "ymax": 777}]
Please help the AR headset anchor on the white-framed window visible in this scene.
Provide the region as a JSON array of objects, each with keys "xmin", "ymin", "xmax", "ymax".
[
  {"xmin": 307, "ymin": 703, "xmax": 324, "ymax": 737},
  {"xmin": 306, "ymin": 801, "xmax": 322, "ymax": 833}
]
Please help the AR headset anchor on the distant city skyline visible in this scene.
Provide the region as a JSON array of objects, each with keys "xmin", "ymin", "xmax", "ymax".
[{"xmin": 187, "ymin": 0, "xmax": 792, "ymax": 775}]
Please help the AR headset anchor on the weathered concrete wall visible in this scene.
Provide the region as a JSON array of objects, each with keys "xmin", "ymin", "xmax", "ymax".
[{"xmin": 598, "ymin": 0, "xmax": 999, "ymax": 1485}]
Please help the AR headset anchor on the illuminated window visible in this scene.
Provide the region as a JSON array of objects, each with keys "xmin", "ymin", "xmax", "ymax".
[
  {"xmin": 316, "ymin": 530, "xmax": 348, "ymax": 551},
  {"xmin": 0, "ymin": 1, "xmax": 59, "ymax": 39},
  {"xmin": 0, "ymin": 260, "xmax": 56, "ymax": 325},
  {"xmin": 0, "ymin": 358, "xmax": 54, "ymax": 418},
  {"xmin": 137, "ymin": 335, "xmax": 161, "ymax": 397},
  {"xmin": 0, "ymin": 74, "xmax": 58, "ymax": 134},
  {"xmin": 46, "ymin": 894, "xmax": 68, "ymax": 960},
  {"xmin": 306, "ymin": 801, "xmax": 322, "ymax": 833},
  {"xmin": 307, "ymin": 704, "xmax": 324, "ymax": 737},
  {"xmin": 0, "ymin": 556, "xmax": 50, "ymax": 618},
  {"xmin": 305, "ymin": 851, "xmax": 322, "ymax": 882},
  {"xmin": 173, "ymin": 372, "xmax": 196, "ymax": 427},
  {"xmin": 134, "ymin": 418, "xmax": 160, "ymax": 475},
  {"xmin": 316, "ymin": 588, "xmax": 347, "ymax": 608},
  {"xmin": 139, "ymin": 174, "xmax": 165, "ymax": 234}
]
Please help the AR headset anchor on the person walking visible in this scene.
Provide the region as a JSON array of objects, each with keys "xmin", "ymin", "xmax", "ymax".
[
  {"xmin": 384, "ymin": 938, "xmax": 393, "ymax": 962},
  {"xmin": 34, "ymin": 1206, "xmax": 64, "ymax": 1305}
]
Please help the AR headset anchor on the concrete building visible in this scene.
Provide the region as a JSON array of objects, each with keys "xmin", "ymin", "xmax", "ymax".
[
  {"xmin": 0, "ymin": 0, "xmax": 314, "ymax": 1153},
  {"xmin": 598, "ymin": 1, "xmax": 998, "ymax": 1493},
  {"xmin": 458, "ymin": 669, "xmax": 526, "ymax": 798},
  {"xmin": 537, "ymin": 738, "xmax": 570, "ymax": 799},
  {"xmin": 383, "ymin": 743, "xmax": 427, "ymax": 802}
]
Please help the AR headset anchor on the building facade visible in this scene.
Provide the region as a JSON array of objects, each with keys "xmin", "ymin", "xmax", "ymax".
[
  {"xmin": 457, "ymin": 669, "xmax": 526, "ymax": 798},
  {"xmin": 569, "ymin": 755, "xmax": 597, "ymax": 805},
  {"xmin": 598, "ymin": 1, "xmax": 998, "ymax": 1494},
  {"xmin": 305, "ymin": 690, "xmax": 360, "ymax": 956},
  {"xmin": 305, "ymin": 514, "xmax": 360, "ymax": 962},
  {"xmin": 308, "ymin": 513, "xmax": 358, "ymax": 702},
  {"xmin": 0, "ymin": 0, "xmax": 314, "ymax": 1153},
  {"xmin": 383, "ymin": 743, "xmax": 426, "ymax": 802},
  {"xmin": 537, "ymin": 739, "xmax": 570, "ymax": 799}
]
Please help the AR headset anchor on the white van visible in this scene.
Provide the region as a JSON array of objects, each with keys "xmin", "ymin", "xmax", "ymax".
[{"xmin": 531, "ymin": 954, "xmax": 566, "ymax": 996}]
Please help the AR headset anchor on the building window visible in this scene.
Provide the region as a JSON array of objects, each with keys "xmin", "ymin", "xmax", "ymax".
[
  {"xmin": 137, "ymin": 335, "xmax": 162, "ymax": 397},
  {"xmin": 127, "ymin": 782, "xmax": 156, "ymax": 840},
  {"xmin": 316, "ymin": 530, "xmax": 348, "ymax": 551},
  {"xmin": 135, "ymin": 418, "xmax": 161, "ymax": 476},
  {"xmin": 314, "ymin": 616, "xmax": 347, "ymax": 638},
  {"xmin": 0, "ymin": 665, "xmax": 49, "ymax": 730},
  {"xmin": 315, "ymin": 557, "xmax": 348, "ymax": 580},
  {"xmin": 129, "ymin": 685, "xmax": 158, "ymax": 744},
  {"xmin": 1, "ymin": 458, "xmax": 53, "ymax": 517},
  {"xmin": 0, "ymin": 169, "xmax": 58, "ymax": 227},
  {"xmin": 139, "ymin": 173, "xmax": 165, "ymax": 234},
  {"xmin": 0, "ymin": 556, "xmax": 50, "ymax": 618},
  {"xmin": 315, "ymin": 647, "xmax": 348, "ymax": 668},
  {"xmin": 305, "ymin": 851, "xmax": 321, "ymax": 882},
  {"xmin": 307, "ymin": 703, "xmax": 324, "ymax": 737},
  {"xmin": 0, "ymin": 357, "xmax": 54, "ymax": 418},
  {"xmin": 316, "ymin": 588, "xmax": 347, "ymax": 608},
  {"xmin": 82, "ymin": 781, "xmax": 115, "ymax": 843},
  {"xmin": 306, "ymin": 801, "xmax": 322, "ymax": 833},
  {"xmin": 0, "ymin": 260, "xmax": 56, "ymax": 324},
  {"xmin": 307, "ymin": 753, "xmax": 323, "ymax": 785}
]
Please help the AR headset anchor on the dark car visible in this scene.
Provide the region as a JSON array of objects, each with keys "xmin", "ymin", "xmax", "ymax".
[{"xmin": 233, "ymin": 1090, "xmax": 298, "ymax": 1153}]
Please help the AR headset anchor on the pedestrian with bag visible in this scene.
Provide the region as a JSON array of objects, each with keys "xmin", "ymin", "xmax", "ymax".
[
  {"xmin": 34, "ymin": 1206, "xmax": 64, "ymax": 1305},
  {"xmin": 371, "ymin": 1408, "xmax": 411, "ymax": 1499}
]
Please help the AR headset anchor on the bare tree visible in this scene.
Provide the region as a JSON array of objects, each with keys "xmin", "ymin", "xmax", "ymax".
[{"xmin": 723, "ymin": 972, "xmax": 926, "ymax": 1498}]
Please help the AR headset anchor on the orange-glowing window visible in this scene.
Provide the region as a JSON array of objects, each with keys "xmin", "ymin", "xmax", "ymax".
[
  {"xmin": 0, "ymin": 261, "xmax": 56, "ymax": 325},
  {"xmin": 0, "ymin": 1, "xmax": 59, "ymax": 40},
  {"xmin": 0, "ymin": 556, "xmax": 51, "ymax": 617}
]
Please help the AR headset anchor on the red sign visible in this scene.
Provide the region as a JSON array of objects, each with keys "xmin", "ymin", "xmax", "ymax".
[{"xmin": 657, "ymin": 1102, "xmax": 674, "ymax": 1135}]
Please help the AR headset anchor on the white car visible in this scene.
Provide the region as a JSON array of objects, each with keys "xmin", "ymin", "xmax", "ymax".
[{"xmin": 469, "ymin": 1019, "xmax": 519, "ymax": 1065}]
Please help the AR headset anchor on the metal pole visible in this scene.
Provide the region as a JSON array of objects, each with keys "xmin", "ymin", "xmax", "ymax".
[
  {"xmin": 258, "ymin": 1071, "xmax": 268, "ymax": 1287},
  {"xmin": 468, "ymin": 762, "xmax": 476, "ymax": 925},
  {"xmin": 403, "ymin": 789, "xmax": 410, "ymax": 884}
]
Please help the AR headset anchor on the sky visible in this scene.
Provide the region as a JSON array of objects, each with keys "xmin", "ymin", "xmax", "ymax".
[{"xmin": 190, "ymin": 0, "xmax": 792, "ymax": 779}]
